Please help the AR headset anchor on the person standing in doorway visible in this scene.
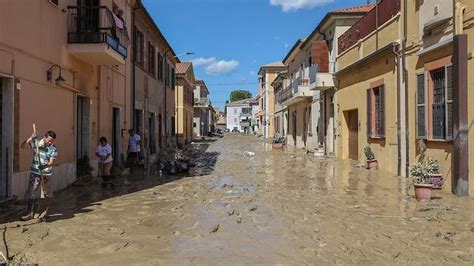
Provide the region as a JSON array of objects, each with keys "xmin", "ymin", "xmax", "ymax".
[
  {"xmin": 96, "ymin": 137, "xmax": 113, "ymax": 177},
  {"xmin": 127, "ymin": 129, "xmax": 141, "ymax": 166},
  {"xmin": 20, "ymin": 130, "xmax": 57, "ymax": 221}
]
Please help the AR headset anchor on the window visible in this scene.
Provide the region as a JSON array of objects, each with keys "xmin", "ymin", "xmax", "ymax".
[
  {"xmin": 416, "ymin": 66, "xmax": 453, "ymax": 140},
  {"xmin": 234, "ymin": 118, "xmax": 237, "ymax": 123},
  {"xmin": 148, "ymin": 43, "xmax": 156, "ymax": 75},
  {"xmin": 157, "ymin": 53, "xmax": 163, "ymax": 81},
  {"xmin": 134, "ymin": 28, "xmax": 144, "ymax": 66},
  {"xmin": 171, "ymin": 67, "xmax": 176, "ymax": 89},
  {"xmin": 367, "ymin": 85, "xmax": 385, "ymax": 138},
  {"xmin": 234, "ymin": 109, "xmax": 237, "ymax": 114},
  {"xmin": 165, "ymin": 63, "xmax": 169, "ymax": 87}
]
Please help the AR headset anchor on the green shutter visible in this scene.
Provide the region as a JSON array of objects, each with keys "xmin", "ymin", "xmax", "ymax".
[
  {"xmin": 367, "ymin": 89, "xmax": 372, "ymax": 138},
  {"xmin": 416, "ymin": 73, "xmax": 427, "ymax": 139}
]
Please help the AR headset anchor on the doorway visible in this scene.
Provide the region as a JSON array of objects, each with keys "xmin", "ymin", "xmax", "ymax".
[
  {"xmin": 76, "ymin": 96, "xmax": 90, "ymax": 162},
  {"xmin": 76, "ymin": 96, "xmax": 91, "ymax": 177},
  {"xmin": 158, "ymin": 114, "xmax": 163, "ymax": 149},
  {"xmin": 112, "ymin": 108, "xmax": 121, "ymax": 164},
  {"xmin": 148, "ymin": 112, "xmax": 155, "ymax": 155},
  {"xmin": 0, "ymin": 77, "xmax": 14, "ymax": 197},
  {"xmin": 346, "ymin": 109, "xmax": 359, "ymax": 161},
  {"xmin": 291, "ymin": 111, "xmax": 297, "ymax": 146}
]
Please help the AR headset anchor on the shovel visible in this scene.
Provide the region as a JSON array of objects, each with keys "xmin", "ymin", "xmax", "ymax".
[{"xmin": 32, "ymin": 124, "xmax": 49, "ymax": 220}]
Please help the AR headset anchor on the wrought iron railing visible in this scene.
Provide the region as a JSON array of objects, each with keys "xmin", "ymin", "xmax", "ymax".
[{"xmin": 67, "ymin": 6, "xmax": 130, "ymax": 58}]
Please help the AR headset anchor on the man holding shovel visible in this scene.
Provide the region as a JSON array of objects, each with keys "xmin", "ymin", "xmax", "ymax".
[{"xmin": 20, "ymin": 128, "xmax": 57, "ymax": 221}]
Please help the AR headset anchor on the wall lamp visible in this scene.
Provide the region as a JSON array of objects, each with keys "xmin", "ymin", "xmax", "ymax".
[{"xmin": 47, "ymin": 64, "xmax": 66, "ymax": 85}]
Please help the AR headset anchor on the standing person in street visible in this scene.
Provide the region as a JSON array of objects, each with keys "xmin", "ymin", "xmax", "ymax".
[
  {"xmin": 127, "ymin": 129, "xmax": 141, "ymax": 166},
  {"xmin": 96, "ymin": 137, "xmax": 113, "ymax": 177},
  {"xmin": 20, "ymin": 130, "xmax": 57, "ymax": 221}
]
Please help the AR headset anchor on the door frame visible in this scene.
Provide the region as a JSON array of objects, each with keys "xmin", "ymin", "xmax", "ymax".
[
  {"xmin": 345, "ymin": 109, "xmax": 359, "ymax": 161},
  {"xmin": 0, "ymin": 75, "xmax": 14, "ymax": 197}
]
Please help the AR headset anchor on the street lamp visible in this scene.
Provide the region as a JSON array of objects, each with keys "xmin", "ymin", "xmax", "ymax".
[{"xmin": 47, "ymin": 64, "xmax": 65, "ymax": 85}]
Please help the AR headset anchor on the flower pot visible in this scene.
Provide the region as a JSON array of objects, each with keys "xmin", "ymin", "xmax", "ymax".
[
  {"xmin": 272, "ymin": 143, "xmax": 284, "ymax": 149},
  {"xmin": 414, "ymin": 183, "xmax": 433, "ymax": 202},
  {"xmin": 428, "ymin": 174, "xmax": 444, "ymax": 189},
  {"xmin": 366, "ymin": 159, "xmax": 378, "ymax": 170}
]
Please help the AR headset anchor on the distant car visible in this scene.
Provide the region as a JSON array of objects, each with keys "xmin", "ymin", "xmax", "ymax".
[
  {"xmin": 231, "ymin": 128, "xmax": 240, "ymax": 133},
  {"xmin": 224, "ymin": 128, "xmax": 230, "ymax": 133}
]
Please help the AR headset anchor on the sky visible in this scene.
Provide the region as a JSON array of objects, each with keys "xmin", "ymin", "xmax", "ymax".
[{"xmin": 142, "ymin": 0, "xmax": 371, "ymax": 110}]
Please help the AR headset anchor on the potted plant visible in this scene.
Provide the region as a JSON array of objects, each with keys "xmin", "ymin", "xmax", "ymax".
[
  {"xmin": 272, "ymin": 134, "xmax": 285, "ymax": 149},
  {"xmin": 364, "ymin": 146, "xmax": 378, "ymax": 169},
  {"xmin": 425, "ymin": 157, "xmax": 443, "ymax": 189},
  {"xmin": 410, "ymin": 162, "xmax": 433, "ymax": 202}
]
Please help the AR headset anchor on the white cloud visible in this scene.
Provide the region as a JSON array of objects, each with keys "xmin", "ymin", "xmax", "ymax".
[
  {"xmin": 205, "ymin": 60, "xmax": 240, "ymax": 76},
  {"xmin": 269, "ymin": 0, "xmax": 334, "ymax": 12},
  {"xmin": 191, "ymin": 57, "xmax": 217, "ymax": 67}
]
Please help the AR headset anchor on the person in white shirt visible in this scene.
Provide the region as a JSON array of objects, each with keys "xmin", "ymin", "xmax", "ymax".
[
  {"xmin": 127, "ymin": 129, "xmax": 141, "ymax": 165},
  {"xmin": 96, "ymin": 137, "xmax": 113, "ymax": 176}
]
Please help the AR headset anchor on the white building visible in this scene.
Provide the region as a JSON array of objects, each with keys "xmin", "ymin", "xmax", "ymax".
[{"xmin": 226, "ymin": 98, "xmax": 258, "ymax": 133}]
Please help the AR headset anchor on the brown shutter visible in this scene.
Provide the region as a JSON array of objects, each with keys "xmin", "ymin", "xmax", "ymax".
[
  {"xmin": 380, "ymin": 85, "xmax": 385, "ymax": 137},
  {"xmin": 367, "ymin": 88, "xmax": 372, "ymax": 138},
  {"xmin": 416, "ymin": 73, "xmax": 427, "ymax": 139},
  {"xmin": 446, "ymin": 66, "xmax": 453, "ymax": 140}
]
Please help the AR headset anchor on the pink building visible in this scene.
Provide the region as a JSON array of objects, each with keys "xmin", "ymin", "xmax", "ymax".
[
  {"xmin": 133, "ymin": 1, "xmax": 178, "ymax": 162},
  {"xmin": 0, "ymin": 0, "xmax": 178, "ymax": 200}
]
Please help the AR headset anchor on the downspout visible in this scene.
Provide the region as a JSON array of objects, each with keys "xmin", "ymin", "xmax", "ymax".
[
  {"xmin": 403, "ymin": 0, "xmax": 409, "ymax": 178},
  {"xmin": 132, "ymin": 3, "xmax": 139, "ymax": 131}
]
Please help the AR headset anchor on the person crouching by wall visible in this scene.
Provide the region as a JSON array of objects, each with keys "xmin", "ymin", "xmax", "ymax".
[{"xmin": 96, "ymin": 137, "xmax": 113, "ymax": 177}]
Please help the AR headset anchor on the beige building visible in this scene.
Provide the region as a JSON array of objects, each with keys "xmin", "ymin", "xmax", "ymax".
[
  {"xmin": 0, "ymin": 0, "xmax": 133, "ymax": 198},
  {"xmin": 175, "ymin": 62, "xmax": 195, "ymax": 145},
  {"xmin": 256, "ymin": 62, "xmax": 286, "ymax": 139},
  {"xmin": 334, "ymin": 0, "xmax": 473, "ymax": 196}
]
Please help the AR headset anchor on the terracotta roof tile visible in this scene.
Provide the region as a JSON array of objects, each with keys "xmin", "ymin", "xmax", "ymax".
[
  {"xmin": 331, "ymin": 4, "xmax": 375, "ymax": 13},
  {"xmin": 176, "ymin": 62, "xmax": 192, "ymax": 74}
]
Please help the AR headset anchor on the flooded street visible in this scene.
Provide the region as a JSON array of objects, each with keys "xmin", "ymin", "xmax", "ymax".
[{"xmin": 3, "ymin": 135, "xmax": 474, "ymax": 265}]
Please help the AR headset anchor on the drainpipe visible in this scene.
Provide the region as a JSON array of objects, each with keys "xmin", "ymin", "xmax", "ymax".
[
  {"xmin": 453, "ymin": 0, "xmax": 469, "ymax": 196},
  {"xmin": 403, "ymin": 0, "xmax": 409, "ymax": 178},
  {"xmin": 132, "ymin": 3, "xmax": 139, "ymax": 131}
]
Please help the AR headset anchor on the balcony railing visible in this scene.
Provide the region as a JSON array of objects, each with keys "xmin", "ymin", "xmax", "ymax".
[
  {"xmin": 338, "ymin": 0, "xmax": 400, "ymax": 54},
  {"xmin": 67, "ymin": 6, "xmax": 130, "ymax": 58}
]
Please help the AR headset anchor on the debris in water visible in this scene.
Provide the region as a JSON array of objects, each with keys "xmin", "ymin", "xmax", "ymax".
[
  {"xmin": 249, "ymin": 206, "xmax": 257, "ymax": 212},
  {"xmin": 436, "ymin": 231, "xmax": 456, "ymax": 241},
  {"xmin": 470, "ymin": 222, "xmax": 474, "ymax": 233},
  {"xmin": 210, "ymin": 224, "xmax": 220, "ymax": 233},
  {"xmin": 228, "ymin": 210, "xmax": 236, "ymax": 216},
  {"xmin": 244, "ymin": 151, "xmax": 255, "ymax": 157},
  {"xmin": 417, "ymin": 205, "xmax": 452, "ymax": 212},
  {"xmin": 237, "ymin": 218, "xmax": 242, "ymax": 224}
]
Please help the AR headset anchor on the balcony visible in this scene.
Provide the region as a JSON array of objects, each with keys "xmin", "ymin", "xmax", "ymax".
[
  {"xmin": 338, "ymin": 0, "xmax": 400, "ymax": 54},
  {"xmin": 279, "ymin": 76, "xmax": 316, "ymax": 106},
  {"xmin": 301, "ymin": 65, "xmax": 335, "ymax": 91},
  {"xmin": 67, "ymin": 6, "xmax": 130, "ymax": 65},
  {"xmin": 194, "ymin": 98, "xmax": 210, "ymax": 108}
]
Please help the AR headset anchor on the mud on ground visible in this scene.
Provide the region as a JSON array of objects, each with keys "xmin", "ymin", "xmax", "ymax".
[{"xmin": 1, "ymin": 135, "xmax": 474, "ymax": 265}]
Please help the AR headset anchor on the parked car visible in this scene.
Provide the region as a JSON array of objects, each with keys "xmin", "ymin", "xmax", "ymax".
[{"xmin": 232, "ymin": 128, "xmax": 240, "ymax": 133}]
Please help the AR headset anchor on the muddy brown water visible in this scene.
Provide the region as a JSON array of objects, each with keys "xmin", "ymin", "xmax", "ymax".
[{"xmin": 2, "ymin": 135, "xmax": 474, "ymax": 264}]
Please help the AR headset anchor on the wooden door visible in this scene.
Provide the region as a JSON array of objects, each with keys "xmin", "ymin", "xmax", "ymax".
[{"xmin": 348, "ymin": 110, "xmax": 358, "ymax": 160}]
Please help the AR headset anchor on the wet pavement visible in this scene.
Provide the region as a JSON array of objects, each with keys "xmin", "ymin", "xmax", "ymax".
[{"xmin": 2, "ymin": 134, "xmax": 474, "ymax": 264}]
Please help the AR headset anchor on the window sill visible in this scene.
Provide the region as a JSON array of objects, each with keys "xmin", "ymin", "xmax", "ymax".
[
  {"xmin": 369, "ymin": 136, "xmax": 385, "ymax": 140},
  {"xmin": 421, "ymin": 139, "xmax": 453, "ymax": 143}
]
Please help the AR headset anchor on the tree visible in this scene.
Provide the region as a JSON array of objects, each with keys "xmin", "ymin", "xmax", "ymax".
[{"xmin": 230, "ymin": 90, "xmax": 252, "ymax": 102}]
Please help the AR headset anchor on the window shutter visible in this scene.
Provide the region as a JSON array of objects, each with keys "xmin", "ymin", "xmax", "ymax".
[
  {"xmin": 367, "ymin": 88, "xmax": 372, "ymax": 138},
  {"xmin": 380, "ymin": 86, "xmax": 385, "ymax": 137},
  {"xmin": 446, "ymin": 66, "xmax": 453, "ymax": 140},
  {"xmin": 416, "ymin": 73, "xmax": 427, "ymax": 139}
]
